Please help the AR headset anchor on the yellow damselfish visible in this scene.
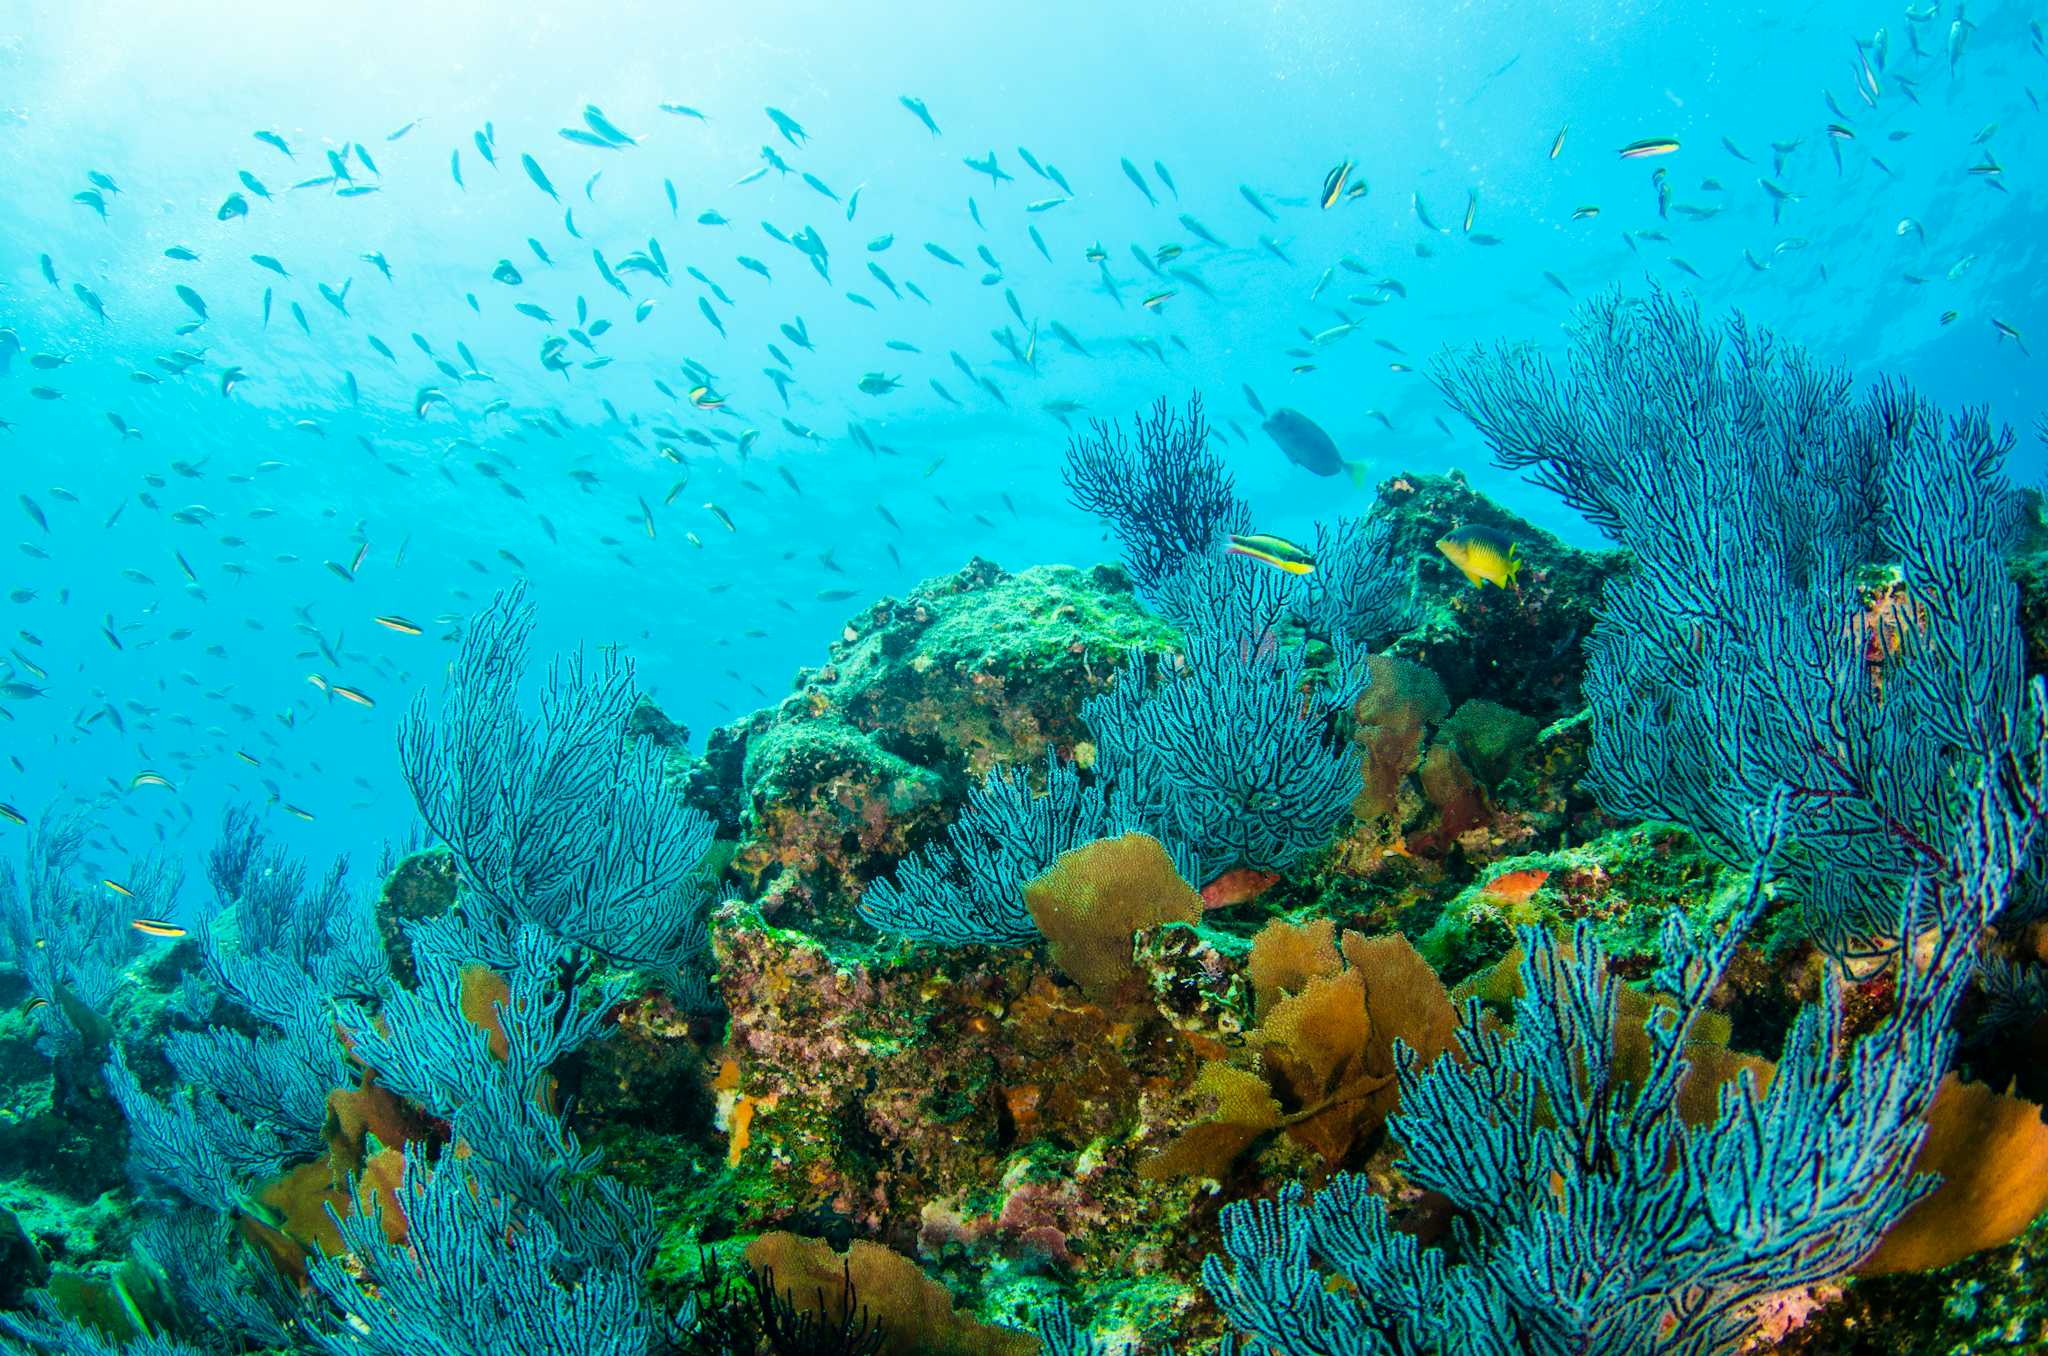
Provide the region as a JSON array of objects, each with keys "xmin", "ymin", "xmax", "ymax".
[{"xmin": 1435, "ymin": 525, "xmax": 1521, "ymax": 589}]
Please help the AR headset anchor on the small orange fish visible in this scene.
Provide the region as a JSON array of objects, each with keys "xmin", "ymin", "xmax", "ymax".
[
  {"xmin": 1482, "ymin": 869, "xmax": 1549, "ymax": 906},
  {"xmin": 1201, "ymin": 868, "xmax": 1281, "ymax": 908},
  {"xmin": 1853, "ymin": 585, "xmax": 1924, "ymax": 681},
  {"xmin": 131, "ymin": 917, "xmax": 187, "ymax": 938}
]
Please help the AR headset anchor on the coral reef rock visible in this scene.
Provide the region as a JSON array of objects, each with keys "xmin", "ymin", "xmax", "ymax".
[{"xmin": 659, "ymin": 559, "xmax": 1180, "ymax": 935}]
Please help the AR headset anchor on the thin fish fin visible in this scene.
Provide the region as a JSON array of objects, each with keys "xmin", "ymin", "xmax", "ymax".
[{"xmin": 1344, "ymin": 460, "xmax": 1372, "ymax": 489}]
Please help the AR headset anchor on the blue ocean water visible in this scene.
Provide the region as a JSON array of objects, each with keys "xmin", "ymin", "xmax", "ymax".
[{"xmin": 0, "ymin": 0, "xmax": 2041, "ymax": 893}]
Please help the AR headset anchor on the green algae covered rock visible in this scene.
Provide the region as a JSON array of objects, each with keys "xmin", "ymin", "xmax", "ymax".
[
  {"xmin": 731, "ymin": 717, "xmax": 951, "ymax": 935},
  {"xmin": 1372, "ymin": 469, "xmax": 1624, "ymax": 722},
  {"xmin": 371, "ymin": 847, "xmax": 457, "ymax": 987},
  {"xmin": 1411, "ymin": 822, "xmax": 1727, "ymax": 984},
  {"xmin": 675, "ymin": 558, "xmax": 1181, "ymax": 936},
  {"xmin": 821, "ymin": 558, "xmax": 1180, "ymax": 772}
]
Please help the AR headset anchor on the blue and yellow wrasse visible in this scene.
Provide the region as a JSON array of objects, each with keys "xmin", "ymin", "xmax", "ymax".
[
  {"xmin": 1617, "ymin": 136, "xmax": 1681, "ymax": 159},
  {"xmin": 1320, "ymin": 160, "xmax": 1353, "ymax": 209},
  {"xmin": 1227, "ymin": 533, "xmax": 1317, "ymax": 575}
]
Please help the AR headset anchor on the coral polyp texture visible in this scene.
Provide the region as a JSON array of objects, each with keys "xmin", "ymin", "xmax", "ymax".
[{"xmin": 6, "ymin": 358, "xmax": 2048, "ymax": 1356}]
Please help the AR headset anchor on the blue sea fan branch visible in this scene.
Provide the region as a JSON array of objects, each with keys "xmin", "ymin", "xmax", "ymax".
[
  {"xmin": 342, "ymin": 916, "xmax": 617, "ymax": 1116},
  {"xmin": 398, "ymin": 581, "xmax": 715, "ymax": 994},
  {"xmin": 1063, "ymin": 393, "xmax": 1250, "ymax": 593},
  {"xmin": 860, "ymin": 749, "xmax": 1199, "ymax": 946},
  {"xmin": 1434, "ymin": 286, "xmax": 2026, "ymax": 955},
  {"xmin": 1033, "ymin": 1299, "xmax": 1145, "ymax": 1356},
  {"xmin": 1307, "ymin": 515, "xmax": 1416, "ymax": 652},
  {"xmin": 162, "ymin": 1022, "xmax": 342, "ymax": 1149},
  {"xmin": 337, "ymin": 913, "xmax": 653, "ymax": 1274},
  {"xmin": 204, "ymin": 803, "xmax": 270, "ymax": 909},
  {"xmin": 102, "ymin": 1046, "xmax": 292, "ymax": 1217},
  {"xmin": 313, "ymin": 887, "xmax": 396, "ymax": 1003},
  {"xmin": 0, "ymin": 1301, "xmax": 218, "ymax": 1356},
  {"xmin": 1144, "ymin": 548, "xmax": 1299, "ymax": 651},
  {"xmin": 133, "ymin": 1210, "xmax": 307, "ymax": 1353},
  {"xmin": 305, "ymin": 1152, "xmax": 661, "ymax": 1356},
  {"xmin": 0, "ymin": 812, "xmax": 161, "ymax": 1053},
  {"xmin": 1088, "ymin": 626, "xmax": 1367, "ymax": 885},
  {"xmin": 1202, "ymin": 684, "xmax": 2048, "ymax": 1355}
]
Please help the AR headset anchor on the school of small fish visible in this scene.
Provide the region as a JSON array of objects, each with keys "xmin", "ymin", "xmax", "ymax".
[{"xmin": 0, "ymin": 4, "xmax": 2037, "ymax": 871}]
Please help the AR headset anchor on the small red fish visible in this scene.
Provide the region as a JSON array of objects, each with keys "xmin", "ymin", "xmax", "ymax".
[
  {"xmin": 1482, "ymin": 869, "xmax": 1549, "ymax": 906},
  {"xmin": 1201, "ymin": 868, "xmax": 1281, "ymax": 909}
]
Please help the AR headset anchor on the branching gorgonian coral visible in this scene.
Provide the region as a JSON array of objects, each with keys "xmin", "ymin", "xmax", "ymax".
[
  {"xmin": 1063, "ymin": 394, "xmax": 1249, "ymax": 593},
  {"xmin": 870, "ymin": 497, "xmax": 1385, "ymax": 946},
  {"xmin": 398, "ymin": 580, "xmax": 714, "ymax": 1000},
  {"xmin": 1307, "ymin": 514, "xmax": 1416, "ymax": 651},
  {"xmin": 1434, "ymin": 285, "xmax": 2026, "ymax": 957},
  {"xmin": 0, "ymin": 812, "xmax": 166, "ymax": 1056},
  {"xmin": 305, "ymin": 1152, "xmax": 662, "ymax": 1356},
  {"xmin": 1204, "ymin": 681, "xmax": 2048, "ymax": 1355},
  {"xmin": 860, "ymin": 750, "xmax": 1201, "ymax": 946},
  {"xmin": 1088, "ymin": 627, "xmax": 1368, "ymax": 886},
  {"xmin": 338, "ymin": 913, "xmax": 656, "ymax": 1274}
]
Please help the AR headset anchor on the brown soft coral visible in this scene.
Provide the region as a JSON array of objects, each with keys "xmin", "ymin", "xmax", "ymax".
[
  {"xmin": 1024, "ymin": 833, "xmax": 1204, "ymax": 1005},
  {"xmin": 1143, "ymin": 918, "xmax": 1458, "ymax": 1180},
  {"xmin": 744, "ymin": 1232, "xmax": 1037, "ymax": 1356}
]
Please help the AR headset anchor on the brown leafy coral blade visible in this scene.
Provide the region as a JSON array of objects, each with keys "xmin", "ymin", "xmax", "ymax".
[
  {"xmin": 742, "ymin": 1233, "xmax": 1037, "ymax": 1356},
  {"xmin": 1246, "ymin": 915, "xmax": 1340, "ymax": 1024},
  {"xmin": 1024, "ymin": 833, "xmax": 1203, "ymax": 1005},
  {"xmin": 1144, "ymin": 920, "xmax": 1459, "ymax": 1180},
  {"xmin": 1859, "ymin": 1073, "xmax": 2048, "ymax": 1275},
  {"xmin": 1140, "ymin": 1063, "xmax": 1287, "ymax": 1181}
]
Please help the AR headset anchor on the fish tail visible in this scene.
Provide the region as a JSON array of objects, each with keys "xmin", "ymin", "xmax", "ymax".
[{"xmin": 1344, "ymin": 460, "xmax": 1372, "ymax": 489}]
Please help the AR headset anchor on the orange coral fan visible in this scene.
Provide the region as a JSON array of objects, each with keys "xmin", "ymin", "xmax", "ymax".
[
  {"xmin": 743, "ymin": 1233, "xmax": 1037, "ymax": 1356},
  {"xmin": 1023, "ymin": 833, "xmax": 1203, "ymax": 1005},
  {"xmin": 1143, "ymin": 918, "xmax": 1458, "ymax": 1179},
  {"xmin": 242, "ymin": 1142, "xmax": 409, "ymax": 1283},
  {"xmin": 1860, "ymin": 1075, "xmax": 2048, "ymax": 1274},
  {"xmin": 1246, "ymin": 916, "xmax": 1339, "ymax": 1024},
  {"xmin": 459, "ymin": 963, "xmax": 514, "ymax": 1060},
  {"xmin": 326, "ymin": 1077, "xmax": 434, "ymax": 1179}
]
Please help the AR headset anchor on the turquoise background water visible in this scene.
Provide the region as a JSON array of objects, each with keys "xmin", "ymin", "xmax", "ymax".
[{"xmin": 1, "ymin": 0, "xmax": 2042, "ymax": 897}]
